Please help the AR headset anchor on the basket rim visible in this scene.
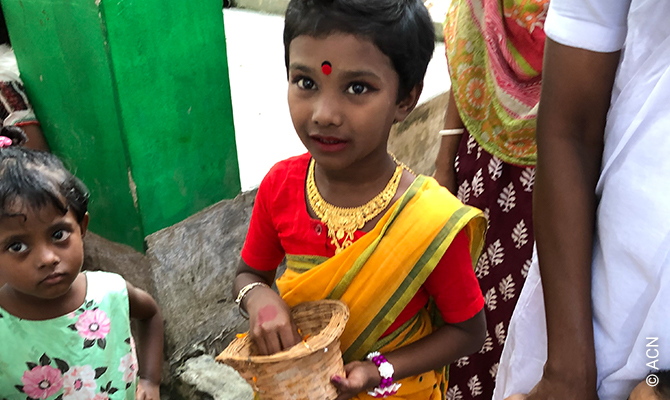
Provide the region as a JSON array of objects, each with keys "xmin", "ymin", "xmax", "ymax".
[{"xmin": 217, "ymin": 299, "xmax": 349, "ymax": 364}]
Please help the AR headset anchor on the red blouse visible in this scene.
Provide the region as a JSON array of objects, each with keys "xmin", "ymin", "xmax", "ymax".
[{"xmin": 242, "ymin": 154, "xmax": 484, "ymax": 335}]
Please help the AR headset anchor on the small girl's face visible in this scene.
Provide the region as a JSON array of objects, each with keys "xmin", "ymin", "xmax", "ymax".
[
  {"xmin": 0, "ymin": 201, "xmax": 88, "ymax": 302},
  {"xmin": 287, "ymin": 33, "xmax": 418, "ymax": 171},
  {"xmin": 629, "ymin": 380, "xmax": 660, "ymax": 400}
]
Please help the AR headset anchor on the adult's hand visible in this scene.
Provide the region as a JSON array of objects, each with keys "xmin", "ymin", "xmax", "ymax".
[
  {"xmin": 522, "ymin": 370, "xmax": 599, "ymax": 400},
  {"xmin": 331, "ymin": 361, "xmax": 380, "ymax": 400},
  {"xmin": 505, "ymin": 372, "xmax": 600, "ymax": 400}
]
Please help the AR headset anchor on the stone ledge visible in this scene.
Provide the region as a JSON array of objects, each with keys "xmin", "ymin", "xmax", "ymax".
[{"xmin": 175, "ymin": 355, "xmax": 253, "ymax": 400}]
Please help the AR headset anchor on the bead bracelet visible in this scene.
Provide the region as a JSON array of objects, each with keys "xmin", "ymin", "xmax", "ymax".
[{"xmin": 366, "ymin": 352, "xmax": 401, "ymax": 398}]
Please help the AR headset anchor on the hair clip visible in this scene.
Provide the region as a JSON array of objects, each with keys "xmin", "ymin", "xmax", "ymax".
[
  {"xmin": 0, "ymin": 136, "xmax": 12, "ymax": 148},
  {"xmin": 321, "ymin": 61, "xmax": 332, "ymax": 76}
]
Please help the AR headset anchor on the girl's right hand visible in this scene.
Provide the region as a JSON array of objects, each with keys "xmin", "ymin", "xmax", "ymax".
[
  {"xmin": 331, "ymin": 361, "xmax": 381, "ymax": 400},
  {"xmin": 245, "ymin": 287, "xmax": 302, "ymax": 355}
]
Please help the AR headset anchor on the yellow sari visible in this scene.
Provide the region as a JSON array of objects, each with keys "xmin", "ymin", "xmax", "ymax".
[{"xmin": 277, "ymin": 176, "xmax": 487, "ymax": 399}]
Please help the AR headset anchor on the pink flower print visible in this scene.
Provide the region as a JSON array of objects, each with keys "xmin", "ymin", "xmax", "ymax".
[
  {"xmin": 92, "ymin": 393, "xmax": 109, "ymax": 400},
  {"xmin": 63, "ymin": 365, "xmax": 96, "ymax": 400},
  {"xmin": 119, "ymin": 352, "xmax": 138, "ymax": 383},
  {"xmin": 21, "ymin": 365, "xmax": 64, "ymax": 399},
  {"xmin": 75, "ymin": 309, "xmax": 111, "ymax": 340},
  {"xmin": 129, "ymin": 335, "xmax": 137, "ymax": 354}
]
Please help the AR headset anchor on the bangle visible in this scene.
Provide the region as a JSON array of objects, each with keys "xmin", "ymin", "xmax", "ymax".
[
  {"xmin": 439, "ymin": 128, "xmax": 464, "ymax": 136},
  {"xmin": 366, "ymin": 352, "xmax": 401, "ymax": 398},
  {"xmin": 235, "ymin": 282, "xmax": 269, "ymax": 319}
]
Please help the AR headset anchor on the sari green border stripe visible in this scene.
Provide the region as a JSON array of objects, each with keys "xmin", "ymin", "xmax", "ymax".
[
  {"xmin": 465, "ymin": 211, "xmax": 487, "ymax": 270},
  {"xmin": 344, "ymin": 207, "xmax": 478, "ymax": 360},
  {"xmin": 327, "ymin": 176, "xmax": 427, "ymax": 300},
  {"xmin": 286, "ymin": 254, "xmax": 330, "ymax": 265},
  {"xmin": 343, "ymin": 206, "xmax": 481, "ymax": 361},
  {"xmin": 369, "ymin": 312, "xmax": 421, "ymax": 353},
  {"xmin": 286, "ymin": 254, "xmax": 330, "ymax": 273},
  {"xmin": 286, "ymin": 264, "xmax": 313, "ymax": 273},
  {"xmin": 393, "ymin": 313, "xmax": 425, "ymax": 348}
]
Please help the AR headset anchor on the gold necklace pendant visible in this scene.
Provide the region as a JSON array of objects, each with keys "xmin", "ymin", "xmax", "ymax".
[{"xmin": 306, "ymin": 158, "xmax": 404, "ymax": 254}]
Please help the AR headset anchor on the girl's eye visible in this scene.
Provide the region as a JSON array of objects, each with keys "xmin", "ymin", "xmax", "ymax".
[
  {"xmin": 7, "ymin": 242, "xmax": 28, "ymax": 253},
  {"xmin": 296, "ymin": 77, "xmax": 316, "ymax": 90},
  {"xmin": 52, "ymin": 229, "xmax": 71, "ymax": 242},
  {"xmin": 347, "ymin": 83, "xmax": 369, "ymax": 95}
]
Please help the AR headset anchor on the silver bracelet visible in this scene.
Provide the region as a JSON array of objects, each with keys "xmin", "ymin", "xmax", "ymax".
[
  {"xmin": 235, "ymin": 282, "xmax": 269, "ymax": 319},
  {"xmin": 439, "ymin": 128, "xmax": 465, "ymax": 136}
]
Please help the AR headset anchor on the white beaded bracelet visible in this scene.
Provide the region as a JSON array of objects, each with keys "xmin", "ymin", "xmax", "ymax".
[
  {"xmin": 439, "ymin": 128, "xmax": 465, "ymax": 136},
  {"xmin": 366, "ymin": 352, "xmax": 401, "ymax": 398}
]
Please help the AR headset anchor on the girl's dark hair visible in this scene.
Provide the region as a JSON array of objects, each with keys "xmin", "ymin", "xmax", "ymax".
[
  {"xmin": 0, "ymin": 4, "xmax": 10, "ymax": 46},
  {"xmin": 654, "ymin": 370, "xmax": 670, "ymax": 399},
  {"xmin": 0, "ymin": 127, "xmax": 89, "ymax": 223},
  {"xmin": 283, "ymin": 0, "xmax": 435, "ymax": 101}
]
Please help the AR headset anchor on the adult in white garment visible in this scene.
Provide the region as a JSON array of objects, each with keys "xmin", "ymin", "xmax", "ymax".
[{"xmin": 493, "ymin": 1, "xmax": 670, "ymax": 399}]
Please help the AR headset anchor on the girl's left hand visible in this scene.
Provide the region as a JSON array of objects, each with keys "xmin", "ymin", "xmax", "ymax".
[
  {"xmin": 331, "ymin": 361, "xmax": 381, "ymax": 400},
  {"xmin": 136, "ymin": 378, "xmax": 160, "ymax": 400}
]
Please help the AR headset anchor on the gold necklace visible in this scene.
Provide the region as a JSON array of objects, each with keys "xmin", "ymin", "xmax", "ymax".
[{"xmin": 306, "ymin": 157, "xmax": 404, "ymax": 254}]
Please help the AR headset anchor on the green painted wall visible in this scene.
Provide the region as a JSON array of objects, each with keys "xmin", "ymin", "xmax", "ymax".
[{"xmin": 3, "ymin": 0, "xmax": 241, "ymax": 251}]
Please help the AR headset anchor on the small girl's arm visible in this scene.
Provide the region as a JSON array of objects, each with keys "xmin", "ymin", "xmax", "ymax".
[
  {"xmin": 127, "ymin": 282, "xmax": 164, "ymax": 400},
  {"xmin": 332, "ymin": 230, "xmax": 486, "ymax": 399},
  {"xmin": 384, "ymin": 308, "xmax": 486, "ymax": 377}
]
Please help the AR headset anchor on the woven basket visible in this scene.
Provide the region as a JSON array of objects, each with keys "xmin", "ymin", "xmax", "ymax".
[{"xmin": 216, "ymin": 300, "xmax": 349, "ymax": 400}]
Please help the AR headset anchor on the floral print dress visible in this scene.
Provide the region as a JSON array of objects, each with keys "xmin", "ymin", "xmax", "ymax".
[{"xmin": 0, "ymin": 271, "xmax": 138, "ymax": 400}]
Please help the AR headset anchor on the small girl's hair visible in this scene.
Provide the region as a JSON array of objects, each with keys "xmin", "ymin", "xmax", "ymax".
[
  {"xmin": 283, "ymin": 0, "xmax": 435, "ymax": 102},
  {"xmin": 654, "ymin": 370, "xmax": 670, "ymax": 399},
  {"xmin": 0, "ymin": 127, "xmax": 89, "ymax": 223},
  {"xmin": 0, "ymin": 3, "xmax": 9, "ymax": 46}
]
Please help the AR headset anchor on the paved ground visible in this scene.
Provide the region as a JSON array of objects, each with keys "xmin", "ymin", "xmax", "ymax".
[{"xmin": 223, "ymin": 8, "xmax": 451, "ymax": 190}]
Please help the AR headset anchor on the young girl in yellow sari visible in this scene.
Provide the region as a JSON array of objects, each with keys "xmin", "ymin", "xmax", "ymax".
[{"xmin": 234, "ymin": 1, "xmax": 487, "ymax": 399}]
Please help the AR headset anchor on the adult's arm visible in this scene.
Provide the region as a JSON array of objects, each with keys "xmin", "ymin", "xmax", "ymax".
[
  {"xmin": 22, "ymin": 124, "xmax": 50, "ymax": 151},
  {"xmin": 433, "ymin": 90, "xmax": 464, "ymax": 194},
  {"xmin": 525, "ymin": 38, "xmax": 620, "ymax": 399}
]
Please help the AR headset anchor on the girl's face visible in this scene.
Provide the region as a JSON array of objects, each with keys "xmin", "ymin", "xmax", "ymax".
[
  {"xmin": 287, "ymin": 33, "xmax": 419, "ymax": 171},
  {"xmin": 0, "ymin": 201, "xmax": 88, "ymax": 302}
]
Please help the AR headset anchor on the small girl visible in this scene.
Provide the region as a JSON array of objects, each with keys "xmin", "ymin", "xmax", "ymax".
[
  {"xmin": 233, "ymin": 1, "xmax": 488, "ymax": 399},
  {"xmin": 0, "ymin": 128, "xmax": 163, "ymax": 399}
]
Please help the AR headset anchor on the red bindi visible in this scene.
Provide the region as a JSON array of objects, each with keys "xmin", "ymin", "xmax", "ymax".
[{"xmin": 321, "ymin": 61, "xmax": 332, "ymax": 75}]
